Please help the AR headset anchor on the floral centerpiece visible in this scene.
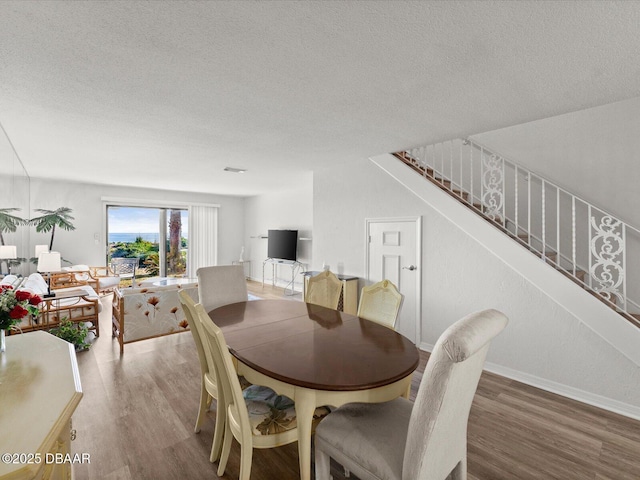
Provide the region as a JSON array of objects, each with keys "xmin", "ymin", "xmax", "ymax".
[{"xmin": 0, "ymin": 285, "xmax": 41, "ymax": 351}]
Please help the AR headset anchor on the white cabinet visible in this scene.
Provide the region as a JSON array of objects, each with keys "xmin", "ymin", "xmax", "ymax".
[{"xmin": 0, "ymin": 332, "xmax": 83, "ymax": 480}]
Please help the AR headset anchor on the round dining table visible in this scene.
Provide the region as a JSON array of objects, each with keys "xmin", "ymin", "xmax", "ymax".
[{"xmin": 208, "ymin": 299, "xmax": 420, "ymax": 480}]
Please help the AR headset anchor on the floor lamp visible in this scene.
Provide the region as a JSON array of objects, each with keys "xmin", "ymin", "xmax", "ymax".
[{"xmin": 37, "ymin": 251, "xmax": 61, "ymax": 298}]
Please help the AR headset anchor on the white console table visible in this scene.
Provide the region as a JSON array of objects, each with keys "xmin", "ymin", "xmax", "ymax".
[
  {"xmin": 0, "ymin": 332, "xmax": 83, "ymax": 480},
  {"xmin": 262, "ymin": 258, "xmax": 303, "ymax": 296}
]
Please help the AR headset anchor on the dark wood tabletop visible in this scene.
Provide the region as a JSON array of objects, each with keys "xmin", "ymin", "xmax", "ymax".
[{"xmin": 208, "ymin": 299, "xmax": 420, "ymax": 391}]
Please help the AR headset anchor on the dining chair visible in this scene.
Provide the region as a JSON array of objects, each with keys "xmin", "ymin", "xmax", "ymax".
[
  {"xmin": 193, "ymin": 301, "xmax": 310, "ymax": 480},
  {"xmin": 196, "ymin": 265, "xmax": 248, "ymax": 313},
  {"xmin": 304, "ymin": 270, "xmax": 342, "ymax": 310},
  {"xmin": 357, "ymin": 279, "xmax": 403, "ymax": 329},
  {"xmin": 343, "ymin": 278, "xmax": 403, "ymax": 478},
  {"xmin": 178, "ymin": 290, "xmax": 225, "ymax": 463},
  {"xmin": 314, "ymin": 308, "xmax": 509, "ymax": 480}
]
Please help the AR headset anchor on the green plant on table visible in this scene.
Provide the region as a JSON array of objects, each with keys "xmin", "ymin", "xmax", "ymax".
[{"xmin": 49, "ymin": 319, "xmax": 91, "ymax": 351}]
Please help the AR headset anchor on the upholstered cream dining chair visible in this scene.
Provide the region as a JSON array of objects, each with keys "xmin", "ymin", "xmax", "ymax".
[
  {"xmin": 304, "ymin": 270, "xmax": 342, "ymax": 310},
  {"xmin": 178, "ymin": 290, "xmax": 224, "ymax": 463},
  {"xmin": 314, "ymin": 308, "xmax": 509, "ymax": 480},
  {"xmin": 193, "ymin": 302, "xmax": 329, "ymax": 480},
  {"xmin": 357, "ymin": 279, "xmax": 403, "ymax": 329},
  {"xmin": 196, "ymin": 265, "xmax": 248, "ymax": 313}
]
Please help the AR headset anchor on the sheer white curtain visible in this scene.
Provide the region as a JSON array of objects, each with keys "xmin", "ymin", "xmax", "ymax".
[{"xmin": 187, "ymin": 205, "xmax": 218, "ymax": 278}]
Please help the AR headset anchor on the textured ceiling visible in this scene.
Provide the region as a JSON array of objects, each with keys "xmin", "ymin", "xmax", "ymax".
[{"xmin": 1, "ymin": 1, "xmax": 640, "ymax": 196}]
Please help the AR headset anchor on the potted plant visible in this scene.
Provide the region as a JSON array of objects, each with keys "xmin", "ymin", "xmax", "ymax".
[{"xmin": 49, "ymin": 319, "xmax": 91, "ymax": 351}]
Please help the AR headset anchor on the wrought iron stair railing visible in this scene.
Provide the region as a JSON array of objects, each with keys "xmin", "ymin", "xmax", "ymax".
[{"xmin": 393, "ymin": 139, "xmax": 640, "ymax": 328}]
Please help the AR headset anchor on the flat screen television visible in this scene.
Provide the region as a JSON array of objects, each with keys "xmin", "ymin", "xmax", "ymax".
[{"xmin": 267, "ymin": 229, "xmax": 298, "ymax": 261}]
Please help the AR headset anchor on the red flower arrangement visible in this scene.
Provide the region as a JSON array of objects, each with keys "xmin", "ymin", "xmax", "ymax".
[{"xmin": 0, "ymin": 285, "xmax": 41, "ymax": 331}]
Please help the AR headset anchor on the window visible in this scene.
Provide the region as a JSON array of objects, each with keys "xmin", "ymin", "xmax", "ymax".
[{"xmin": 106, "ymin": 205, "xmax": 189, "ymax": 280}]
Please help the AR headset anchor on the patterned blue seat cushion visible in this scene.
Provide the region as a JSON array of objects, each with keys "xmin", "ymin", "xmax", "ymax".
[{"xmin": 242, "ymin": 385, "xmax": 330, "ymax": 436}]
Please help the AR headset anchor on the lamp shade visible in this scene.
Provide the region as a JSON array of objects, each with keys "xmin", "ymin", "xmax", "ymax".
[
  {"xmin": 34, "ymin": 245, "xmax": 49, "ymax": 258},
  {"xmin": 0, "ymin": 245, "xmax": 17, "ymax": 259},
  {"xmin": 37, "ymin": 251, "xmax": 62, "ymax": 273}
]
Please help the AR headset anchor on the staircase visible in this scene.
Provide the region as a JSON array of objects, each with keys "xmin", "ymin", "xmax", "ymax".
[{"xmin": 393, "ymin": 139, "xmax": 640, "ymax": 329}]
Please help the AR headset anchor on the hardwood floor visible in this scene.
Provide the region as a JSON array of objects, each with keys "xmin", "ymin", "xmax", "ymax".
[{"xmin": 71, "ymin": 281, "xmax": 640, "ymax": 479}]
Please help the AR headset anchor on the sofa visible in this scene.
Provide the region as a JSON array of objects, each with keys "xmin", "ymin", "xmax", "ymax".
[
  {"xmin": 2, "ymin": 273, "xmax": 102, "ymax": 336},
  {"xmin": 112, "ymin": 281, "xmax": 199, "ymax": 354}
]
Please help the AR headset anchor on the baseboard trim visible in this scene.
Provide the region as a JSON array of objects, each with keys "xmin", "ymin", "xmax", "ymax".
[{"xmin": 419, "ymin": 342, "xmax": 640, "ymax": 420}]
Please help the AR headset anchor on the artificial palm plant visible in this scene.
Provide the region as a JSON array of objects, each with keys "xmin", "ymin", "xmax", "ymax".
[
  {"xmin": 0, "ymin": 208, "xmax": 27, "ymax": 272},
  {"xmin": 28, "ymin": 207, "xmax": 76, "ymax": 251},
  {"xmin": 0, "ymin": 207, "xmax": 26, "ymax": 246}
]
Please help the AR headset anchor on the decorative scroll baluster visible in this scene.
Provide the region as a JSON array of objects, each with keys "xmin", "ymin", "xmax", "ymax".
[
  {"xmin": 590, "ymin": 213, "xmax": 625, "ymax": 306},
  {"xmin": 587, "ymin": 205, "xmax": 593, "ymax": 288},
  {"xmin": 481, "ymin": 152, "xmax": 503, "ymax": 220},
  {"xmin": 622, "ymin": 224, "xmax": 627, "ymax": 311}
]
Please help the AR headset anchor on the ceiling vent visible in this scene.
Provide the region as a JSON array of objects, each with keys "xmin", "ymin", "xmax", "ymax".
[{"xmin": 224, "ymin": 167, "xmax": 247, "ymax": 174}]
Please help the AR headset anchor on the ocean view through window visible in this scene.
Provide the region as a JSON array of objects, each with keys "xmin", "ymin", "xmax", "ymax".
[
  {"xmin": 109, "ymin": 232, "xmax": 161, "ymax": 243},
  {"xmin": 106, "ymin": 206, "xmax": 189, "ymax": 280}
]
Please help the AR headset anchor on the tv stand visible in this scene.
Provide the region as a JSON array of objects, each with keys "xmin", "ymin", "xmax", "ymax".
[{"xmin": 262, "ymin": 258, "xmax": 303, "ymax": 296}]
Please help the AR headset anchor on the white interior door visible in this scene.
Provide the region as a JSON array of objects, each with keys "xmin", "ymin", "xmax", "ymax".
[{"xmin": 366, "ymin": 217, "xmax": 421, "ymax": 344}]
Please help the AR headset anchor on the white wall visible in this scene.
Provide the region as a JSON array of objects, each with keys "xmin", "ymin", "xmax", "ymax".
[
  {"xmin": 243, "ymin": 173, "xmax": 313, "ymax": 291},
  {"xmin": 313, "ymin": 160, "xmax": 424, "ymax": 276},
  {"xmin": 28, "ymin": 178, "xmax": 245, "ymax": 268},
  {"xmin": 313, "ymin": 157, "xmax": 640, "ymax": 415}
]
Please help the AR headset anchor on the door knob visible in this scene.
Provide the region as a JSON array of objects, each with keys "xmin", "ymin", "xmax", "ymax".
[{"xmin": 403, "ymin": 265, "xmax": 417, "ymax": 271}]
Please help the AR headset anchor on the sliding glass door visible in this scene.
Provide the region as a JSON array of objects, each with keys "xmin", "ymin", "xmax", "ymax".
[{"xmin": 106, "ymin": 205, "xmax": 189, "ymax": 281}]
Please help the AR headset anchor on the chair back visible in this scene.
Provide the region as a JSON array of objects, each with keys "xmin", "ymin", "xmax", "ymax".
[
  {"xmin": 179, "ymin": 290, "xmax": 216, "ymax": 394},
  {"xmin": 193, "ymin": 302, "xmax": 252, "ymax": 438},
  {"xmin": 196, "ymin": 265, "xmax": 248, "ymax": 313},
  {"xmin": 357, "ymin": 279, "xmax": 403, "ymax": 329},
  {"xmin": 110, "ymin": 257, "xmax": 138, "ymax": 281},
  {"xmin": 402, "ymin": 309, "xmax": 508, "ymax": 480},
  {"xmin": 305, "ymin": 270, "xmax": 342, "ymax": 310}
]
